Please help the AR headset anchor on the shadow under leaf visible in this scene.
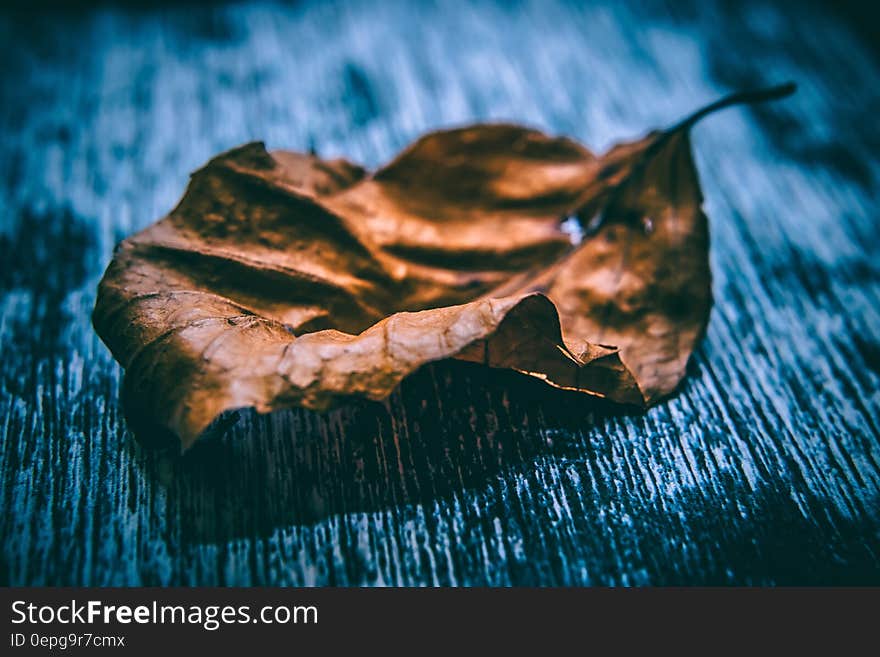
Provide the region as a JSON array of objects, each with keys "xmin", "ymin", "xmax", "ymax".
[{"xmin": 139, "ymin": 360, "xmax": 625, "ymax": 544}]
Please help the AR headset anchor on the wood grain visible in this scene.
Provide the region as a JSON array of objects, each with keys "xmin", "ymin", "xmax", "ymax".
[{"xmin": 0, "ymin": 0, "xmax": 878, "ymax": 585}]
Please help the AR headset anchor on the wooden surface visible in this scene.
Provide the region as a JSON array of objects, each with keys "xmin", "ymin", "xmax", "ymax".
[{"xmin": 1, "ymin": 0, "xmax": 878, "ymax": 586}]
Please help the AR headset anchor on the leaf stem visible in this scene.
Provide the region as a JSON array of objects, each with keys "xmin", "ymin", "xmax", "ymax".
[
  {"xmin": 571, "ymin": 82, "xmax": 797, "ymax": 238},
  {"xmin": 670, "ymin": 81, "xmax": 797, "ymax": 133}
]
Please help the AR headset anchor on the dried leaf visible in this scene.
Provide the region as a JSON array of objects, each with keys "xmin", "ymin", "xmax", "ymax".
[{"xmin": 93, "ymin": 83, "xmax": 795, "ymax": 449}]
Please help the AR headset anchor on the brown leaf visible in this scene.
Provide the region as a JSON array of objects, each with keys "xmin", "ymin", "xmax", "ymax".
[{"xmin": 93, "ymin": 83, "xmax": 795, "ymax": 450}]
